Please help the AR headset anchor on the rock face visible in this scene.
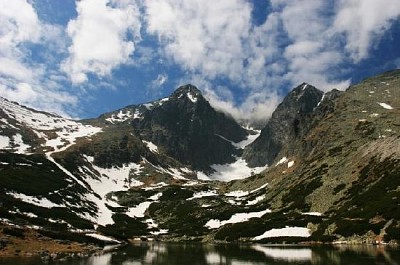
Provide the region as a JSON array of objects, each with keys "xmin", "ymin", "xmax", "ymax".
[
  {"xmin": 132, "ymin": 84, "xmax": 248, "ymax": 171},
  {"xmin": 243, "ymin": 83, "xmax": 324, "ymax": 167}
]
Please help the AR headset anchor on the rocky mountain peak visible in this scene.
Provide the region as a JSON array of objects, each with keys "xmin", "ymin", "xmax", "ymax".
[
  {"xmin": 281, "ymin": 83, "xmax": 324, "ymax": 113},
  {"xmin": 170, "ymin": 84, "xmax": 203, "ymax": 103},
  {"xmin": 243, "ymin": 83, "xmax": 324, "ymax": 167}
]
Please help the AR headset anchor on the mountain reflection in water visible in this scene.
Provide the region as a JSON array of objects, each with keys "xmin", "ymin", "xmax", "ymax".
[{"xmin": 1, "ymin": 243, "xmax": 399, "ymax": 265}]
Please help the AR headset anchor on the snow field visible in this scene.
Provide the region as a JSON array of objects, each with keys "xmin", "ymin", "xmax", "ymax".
[{"xmin": 205, "ymin": 209, "xmax": 271, "ymax": 229}]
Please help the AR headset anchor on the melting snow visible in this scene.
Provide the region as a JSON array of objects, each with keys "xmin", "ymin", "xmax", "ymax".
[
  {"xmin": 225, "ymin": 190, "xmax": 249, "ymax": 198},
  {"xmin": 12, "ymin": 134, "xmax": 31, "ymax": 154},
  {"xmin": 302, "ymin": 212, "xmax": 322, "ymax": 216},
  {"xmin": 82, "ymin": 158, "xmax": 144, "ymax": 225},
  {"xmin": 187, "ymin": 92, "xmax": 198, "ymax": 103},
  {"xmin": 143, "ymin": 182, "xmax": 168, "ymax": 190},
  {"xmin": 126, "ymin": 193, "xmax": 162, "ymax": 218},
  {"xmin": 288, "ymin": 161, "xmax": 295, "ymax": 168},
  {"xmin": 143, "ymin": 103, "xmax": 153, "ymax": 109},
  {"xmin": 205, "ymin": 209, "xmax": 271, "ymax": 229},
  {"xmin": 0, "ymin": 99, "xmax": 102, "ymax": 148},
  {"xmin": 143, "ymin": 140, "xmax": 159, "ymax": 153},
  {"xmin": 377, "ymin": 102, "xmax": 394, "ymax": 110},
  {"xmin": 208, "ymin": 158, "xmax": 268, "ymax": 181},
  {"xmin": 225, "ymin": 183, "xmax": 268, "ymax": 199},
  {"xmin": 246, "ymin": 195, "xmax": 266, "ymax": 206},
  {"xmin": 188, "ymin": 190, "xmax": 218, "ymax": 200},
  {"xmin": 204, "ymin": 130, "xmax": 266, "ymax": 181},
  {"xmin": 276, "ymin": 157, "xmax": 288, "ymax": 166},
  {"xmin": 105, "ymin": 110, "xmax": 133, "ymax": 124},
  {"xmin": 6, "ymin": 191, "xmax": 63, "ymax": 208},
  {"xmin": 232, "ymin": 130, "xmax": 261, "ymax": 149},
  {"xmin": 0, "ymin": 135, "xmax": 10, "ymax": 149},
  {"xmin": 253, "ymin": 227, "xmax": 310, "ymax": 240}
]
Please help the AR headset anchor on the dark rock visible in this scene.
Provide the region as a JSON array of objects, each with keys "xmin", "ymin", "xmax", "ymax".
[{"xmin": 243, "ymin": 83, "xmax": 325, "ymax": 167}]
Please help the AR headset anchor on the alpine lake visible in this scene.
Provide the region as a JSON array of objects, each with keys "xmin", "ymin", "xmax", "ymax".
[{"xmin": 0, "ymin": 243, "xmax": 399, "ymax": 265}]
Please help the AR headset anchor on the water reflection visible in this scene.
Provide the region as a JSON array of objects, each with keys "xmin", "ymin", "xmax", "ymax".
[
  {"xmin": 83, "ymin": 243, "xmax": 399, "ymax": 265},
  {"xmin": 252, "ymin": 245, "xmax": 312, "ymax": 261},
  {"xmin": 1, "ymin": 243, "xmax": 399, "ymax": 265}
]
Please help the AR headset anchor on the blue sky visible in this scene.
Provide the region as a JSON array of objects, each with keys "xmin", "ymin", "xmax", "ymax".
[{"xmin": 1, "ymin": 0, "xmax": 399, "ymax": 123}]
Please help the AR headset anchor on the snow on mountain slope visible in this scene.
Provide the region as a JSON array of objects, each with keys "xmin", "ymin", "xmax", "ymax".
[
  {"xmin": 202, "ymin": 129, "xmax": 267, "ymax": 181},
  {"xmin": 0, "ymin": 97, "xmax": 102, "ymax": 154}
]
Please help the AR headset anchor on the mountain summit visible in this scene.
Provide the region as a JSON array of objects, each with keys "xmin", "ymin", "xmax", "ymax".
[
  {"xmin": 132, "ymin": 84, "xmax": 248, "ymax": 170},
  {"xmin": 243, "ymin": 83, "xmax": 324, "ymax": 167}
]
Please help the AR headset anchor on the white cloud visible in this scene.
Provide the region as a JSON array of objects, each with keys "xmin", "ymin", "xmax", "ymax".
[
  {"xmin": 144, "ymin": 0, "xmax": 400, "ymax": 123},
  {"xmin": 145, "ymin": 0, "xmax": 252, "ymax": 82},
  {"xmin": 272, "ymin": 0, "xmax": 351, "ymax": 91},
  {"xmin": 0, "ymin": 0, "xmax": 41, "ymax": 82},
  {"xmin": 333, "ymin": 0, "xmax": 400, "ymax": 62},
  {"xmin": 144, "ymin": 0, "xmax": 286, "ymax": 122},
  {"xmin": 62, "ymin": 0, "xmax": 141, "ymax": 84},
  {"xmin": 0, "ymin": 0, "xmax": 77, "ymax": 117},
  {"xmin": 153, "ymin": 74, "xmax": 168, "ymax": 87},
  {"xmin": 202, "ymin": 83, "xmax": 281, "ymax": 126},
  {"xmin": 143, "ymin": 0, "xmax": 354, "ymax": 122}
]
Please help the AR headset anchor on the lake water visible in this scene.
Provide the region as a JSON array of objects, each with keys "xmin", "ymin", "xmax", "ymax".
[{"xmin": 0, "ymin": 243, "xmax": 399, "ymax": 265}]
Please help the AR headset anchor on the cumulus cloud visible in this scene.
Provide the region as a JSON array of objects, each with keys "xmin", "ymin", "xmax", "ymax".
[
  {"xmin": 0, "ymin": 0, "xmax": 41, "ymax": 82},
  {"xmin": 144, "ymin": 0, "xmax": 286, "ymax": 122},
  {"xmin": 333, "ymin": 0, "xmax": 400, "ymax": 62},
  {"xmin": 271, "ymin": 0, "xmax": 351, "ymax": 91},
  {"xmin": 0, "ymin": 0, "xmax": 77, "ymax": 117},
  {"xmin": 143, "ymin": 0, "xmax": 400, "ymax": 123},
  {"xmin": 62, "ymin": 0, "xmax": 141, "ymax": 84},
  {"xmin": 145, "ymin": 0, "xmax": 252, "ymax": 82}
]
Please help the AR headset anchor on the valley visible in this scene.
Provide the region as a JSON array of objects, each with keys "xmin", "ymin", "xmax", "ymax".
[{"xmin": 0, "ymin": 70, "xmax": 399, "ymax": 258}]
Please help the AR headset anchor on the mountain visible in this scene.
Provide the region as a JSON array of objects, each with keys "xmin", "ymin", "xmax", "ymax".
[
  {"xmin": 0, "ymin": 70, "xmax": 399, "ymax": 253},
  {"xmin": 130, "ymin": 84, "xmax": 248, "ymax": 171},
  {"xmin": 243, "ymin": 83, "xmax": 324, "ymax": 167}
]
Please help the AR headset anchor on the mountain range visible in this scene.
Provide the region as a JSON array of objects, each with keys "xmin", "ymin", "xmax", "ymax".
[{"xmin": 0, "ymin": 70, "xmax": 399, "ymax": 248}]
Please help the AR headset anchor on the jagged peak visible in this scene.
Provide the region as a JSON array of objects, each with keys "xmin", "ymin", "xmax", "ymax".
[{"xmin": 171, "ymin": 84, "xmax": 203, "ymax": 103}]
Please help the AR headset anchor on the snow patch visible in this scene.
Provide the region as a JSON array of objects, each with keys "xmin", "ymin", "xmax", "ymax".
[
  {"xmin": 253, "ymin": 227, "xmax": 310, "ymax": 240},
  {"xmin": 276, "ymin": 157, "xmax": 288, "ymax": 166},
  {"xmin": 6, "ymin": 191, "xmax": 63, "ymax": 208},
  {"xmin": 246, "ymin": 195, "xmax": 266, "ymax": 206},
  {"xmin": 232, "ymin": 130, "xmax": 261, "ymax": 149},
  {"xmin": 12, "ymin": 134, "xmax": 31, "ymax": 154},
  {"xmin": 288, "ymin": 161, "xmax": 295, "ymax": 168},
  {"xmin": 187, "ymin": 92, "xmax": 198, "ymax": 103},
  {"xmin": 208, "ymin": 158, "xmax": 267, "ymax": 181},
  {"xmin": 205, "ymin": 209, "xmax": 271, "ymax": 229},
  {"xmin": 126, "ymin": 193, "xmax": 162, "ymax": 218},
  {"xmin": 377, "ymin": 102, "xmax": 394, "ymax": 110},
  {"xmin": 143, "ymin": 140, "xmax": 158, "ymax": 153},
  {"xmin": 82, "ymin": 159, "xmax": 144, "ymax": 225},
  {"xmin": 0, "ymin": 135, "xmax": 10, "ymax": 149},
  {"xmin": 188, "ymin": 190, "xmax": 218, "ymax": 200},
  {"xmin": 105, "ymin": 110, "xmax": 133, "ymax": 124},
  {"xmin": 302, "ymin": 212, "xmax": 322, "ymax": 216}
]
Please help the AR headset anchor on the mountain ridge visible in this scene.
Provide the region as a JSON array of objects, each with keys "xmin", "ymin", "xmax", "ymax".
[{"xmin": 0, "ymin": 70, "xmax": 399, "ymax": 250}]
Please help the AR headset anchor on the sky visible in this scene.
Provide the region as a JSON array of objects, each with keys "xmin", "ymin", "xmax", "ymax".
[{"xmin": 0, "ymin": 0, "xmax": 400, "ymax": 124}]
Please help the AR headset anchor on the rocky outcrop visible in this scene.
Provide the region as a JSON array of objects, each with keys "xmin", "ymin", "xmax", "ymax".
[{"xmin": 243, "ymin": 83, "xmax": 324, "ymax": 167}]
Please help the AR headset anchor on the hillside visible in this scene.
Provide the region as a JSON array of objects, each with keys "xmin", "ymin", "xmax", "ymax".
[{"xmin": 0, "ymin": 70, "xmax": 399, "ymax": 252}]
